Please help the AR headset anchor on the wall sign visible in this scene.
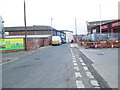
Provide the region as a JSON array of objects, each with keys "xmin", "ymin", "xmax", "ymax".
[
  {"xmin": 0, "ymin": 38, "xmax": 24, "ymax": 51},
  {"xmin": 112, "ymin": 22, "xmax": 120, "ymax": 27}
]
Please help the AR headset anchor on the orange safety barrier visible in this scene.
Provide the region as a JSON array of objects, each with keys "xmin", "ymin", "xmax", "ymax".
[{"xmin": 82, "ymin": 40, "xmax": 120, "ymax": 49}]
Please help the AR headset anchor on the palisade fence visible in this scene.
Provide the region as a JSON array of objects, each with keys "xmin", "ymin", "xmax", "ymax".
[
  {"xmin": 81, "ymin": 33, "xmax": 120, "ymax": 41},
  {"xmin": 79, "ymin": 33, "xmax": 120, "ymax": 48}
]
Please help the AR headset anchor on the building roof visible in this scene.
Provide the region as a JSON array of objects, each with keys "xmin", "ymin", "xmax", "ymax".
[
  {"xmin": 4, "ymin": 25, "xmax": 56, "ymax": 32},
  {"xmin": 87, "ymin": 19, "xmax": 117, "ymax": 26},
  {"xmin": 5, "ymin": 35, "xmax": 52, "ymax": 38},
  {"xmin": 88, "ymin": 19, "xmax": 120, "ymax": 28},
  {"xmin": 61, "ymin": 30, "xmax": 73, "ymax": 33}
]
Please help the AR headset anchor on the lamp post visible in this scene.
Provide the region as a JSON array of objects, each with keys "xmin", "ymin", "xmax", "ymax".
[
  {"xmin": 24, "ymin": 0, "xmax": 27, "ymax": 51},
  {"xmin": 51, "ymin": 18, "xmax": 53, "ymax": 35},
  {"xmin": 75, "ymin": 18, "xmax": 78, "ymax": 40},
  {"xmin": 99, "ymin": 5, "xmax": 102, "ymax": 34}
]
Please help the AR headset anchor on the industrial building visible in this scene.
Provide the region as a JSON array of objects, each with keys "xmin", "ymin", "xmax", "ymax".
[
  {"xmin": 4, "ymin": 25, "xmax": 66, "ymax": 37},
  {"xmin": 85, "ymin": 19, "xmax": 120, "ymax": 41},
  {"xmin": 62, "ymin": 30, "xmax": 73, "ymax": 43},
  {"xmin": 86, "ymin": 19, "xmax": 120, "ymax": 34}
]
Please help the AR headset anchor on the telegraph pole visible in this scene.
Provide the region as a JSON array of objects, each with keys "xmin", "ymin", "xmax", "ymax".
[
  {"xmin": 99, "ymin": 5, "xmax": 102, "ymax": 34},
  {"xmin": 24, "ymin": 0, "xmax": 27, "ymax": 51},
  {"xmin": 51, "ymin": 18, "xmax": 53, "ymax": 27},
  {"xmin": 51, "ymin": 18, "xmax": 53, "ymax": 35},
  {"xmin": 75, "ymin": 18, "xmax": 78, "ymax": 40}
]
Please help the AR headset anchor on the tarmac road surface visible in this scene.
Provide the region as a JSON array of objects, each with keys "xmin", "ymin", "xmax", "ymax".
[{"xmin": 2, "ymin": 44, "xmax": 115, "ymax": 88}]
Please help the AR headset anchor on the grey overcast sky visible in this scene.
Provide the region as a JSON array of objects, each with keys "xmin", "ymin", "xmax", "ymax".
[{"xmin": 0, "ymin": 0, "xmax": 119, "ymax": 34}]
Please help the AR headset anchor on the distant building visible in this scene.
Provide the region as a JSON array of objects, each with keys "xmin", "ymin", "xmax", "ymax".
[
  {"xmin": 86, "ymin": 19, "xmax": 120, "ymax": 34},
  {"xmin": 0, "ymin": 16, "xmax": 4, "ymax": 38},
  {"xmin": 4, "ymin": 25, "xmax": 66, "ymax": 38},
  {"xmin": 62, "ymin": 30, "xmax": 73, "ymax": 43},
  {"xmin": 4, "ymin": 25, "xmax": 67, "ymax": 44},
  {"xmin": 85, "ymin": 19, "xmax": 120, "ymax": 41}
]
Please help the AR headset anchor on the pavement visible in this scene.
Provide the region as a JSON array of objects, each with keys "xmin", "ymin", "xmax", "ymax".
[{"xmin": 78, "ymin": 45, "xmax": 118, "ymax": 88}]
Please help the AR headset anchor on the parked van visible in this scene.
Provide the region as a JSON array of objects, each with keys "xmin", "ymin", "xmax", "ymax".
[{"xmin": 52, "ymin": 36, "xmax": 62, "ymax": 46}]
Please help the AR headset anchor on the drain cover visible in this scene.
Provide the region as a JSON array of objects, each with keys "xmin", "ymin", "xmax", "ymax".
[{"xmin": 97, "ymin": 53, "xmax": 104, "ymax": 55}]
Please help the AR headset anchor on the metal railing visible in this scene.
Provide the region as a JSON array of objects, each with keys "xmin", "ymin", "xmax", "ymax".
[{"xmin": 81, "ymin": 33, "xmax": 120, "ymax": 41}]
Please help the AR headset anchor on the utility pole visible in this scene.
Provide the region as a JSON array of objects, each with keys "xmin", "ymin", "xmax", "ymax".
[
  {"xmin": 75, "ymin": 18, "xmax": 78, "ymax": 40},
  {"xmin": 99, "ymin": 5, "xmax": 102, "ymax": 34},
  {"xmin": 24, "ymin": 0, "xmax": 27, "ymax": 51},
  {"xmin": 51, "ymin": 18, "xmax": 53, "ymax": 35},
  {"xmin": 51, "ymin": 18, "xmax": 53, "ymax": 27}
]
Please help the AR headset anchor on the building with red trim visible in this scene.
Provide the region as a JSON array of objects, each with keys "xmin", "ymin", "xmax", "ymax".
[{"xmin": 87, "ymin": 19, "xmax": 120, "ymax": 34}]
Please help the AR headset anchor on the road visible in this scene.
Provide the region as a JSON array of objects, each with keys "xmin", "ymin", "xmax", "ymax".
[{"xmin": 2, "ymin": 44, "xmax": 115, "ymax": 88}]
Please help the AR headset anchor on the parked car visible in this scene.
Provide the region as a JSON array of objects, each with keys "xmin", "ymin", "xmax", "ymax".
[{"xmin": 52, "ymin": 36, "xmax": 62, "ymax": 46}]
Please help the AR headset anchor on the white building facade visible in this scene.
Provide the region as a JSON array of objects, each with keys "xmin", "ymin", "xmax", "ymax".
[{"xmin": 63, "ymin": 30, "xmax": 74, "ymax": 43}]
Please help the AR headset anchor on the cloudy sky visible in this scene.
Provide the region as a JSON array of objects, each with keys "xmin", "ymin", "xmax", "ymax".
[{"xmin": 0, "ymin": 0, "xmax": 119, "ymax": 34}]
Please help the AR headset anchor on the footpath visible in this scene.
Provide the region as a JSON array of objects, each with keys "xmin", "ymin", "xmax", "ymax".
[{"xmin": 78, "ymin": 45, "xmax": 118, "ymax": 88}]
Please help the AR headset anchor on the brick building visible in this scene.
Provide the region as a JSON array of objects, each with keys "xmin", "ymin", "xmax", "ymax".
[{"xmin": 5, "ymin": 25, "xmax": 65, "ymax": 36}]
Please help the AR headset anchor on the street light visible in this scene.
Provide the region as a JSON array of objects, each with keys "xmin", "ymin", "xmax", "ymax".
[
  {"xmin": 51, "ymin": 18, "xmax": 53, "ymax": 35},
  {"xmin": 75, "ymin": 18, "xmax": 78, "ymax": 40},
  {"xmin": 99, "ymin": 5, "xmax": 102, "ymax": 34},
  {"xmin": 24, "ymin": 0, "xmax": 27, "ymax": 51}
]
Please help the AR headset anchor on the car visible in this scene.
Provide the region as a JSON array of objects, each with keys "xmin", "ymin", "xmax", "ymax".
[{"xmin": 52, "ymin": 36, "xmax": 62, "ymax": 46}]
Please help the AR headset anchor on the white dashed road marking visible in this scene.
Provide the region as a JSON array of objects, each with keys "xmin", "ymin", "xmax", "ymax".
[
  {"xmin": 86, "ymin": 72, "xmax": 94, "ymax": 78},
  {"xmin": 73, "ymin": 60, "xmax": 77, "ymax": 63},
  {"xmin": 76, "ymin": 81, "xmax": 85, "ymax": 88},
  {"xmin": 73, "ymin": 63, "xmax": 78, "ymax": 66},
  {"xmin": 75, "ymin": 72, "xmax": 82, "ymax": 78},
  {"xmin": 91, "ymin": 80, "xmax": 100, "ymax": 87},
  {"xmin": 79, "ymin": 58, "xmax": 82, "ymax": 60},
  {"xmin": 74, "ymin": 67, "xmax": 80, "ymax": 71},
  {"xmin": 80, "ymin": 59, "xmax": 84, "ymax": 63},
  {"xmin": 81, "ymin": 62, "xmax": 86, "ymax": 66},
  {"xmin": 83, "ymin": 66, "xmax": 88, "ymax": 71}
]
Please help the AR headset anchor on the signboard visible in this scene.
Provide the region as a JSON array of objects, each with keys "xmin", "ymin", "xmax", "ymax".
[
  {"xmin": 0, "ymin": 38, "xmax": 24, "ymax": 51},
  {"xmin": 101, "ymin": 25, "xmax": 108, "ymax": 29},
  {"xmin": 112, "ymin": 22, "xmax": 120, "ymax": 27}
]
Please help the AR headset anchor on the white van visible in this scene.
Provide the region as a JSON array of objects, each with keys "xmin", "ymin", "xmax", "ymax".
[{"xmin": 52, "ymin": 36, "xmax": 62, "ymax": 46}]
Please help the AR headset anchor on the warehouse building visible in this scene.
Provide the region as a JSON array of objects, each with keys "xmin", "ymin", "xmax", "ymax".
[
  {"xmin": 3, "ymin": 25, "xmax": 66, "ymax": 51},
  {"xmin": 85, "ymin": 19, "xmax": 120, "ymax": 41},
  {"xmin": 4, "ymin": 25, "xmax": 65, "ymax": 36},
  {"xmin": 86, "ymin": 19, "xmax": 116, "ymax": 34}
]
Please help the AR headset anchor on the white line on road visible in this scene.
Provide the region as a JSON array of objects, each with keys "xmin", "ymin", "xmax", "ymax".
[
  {"xmin": 86, "ymin": 72, "xmax": 94, "ymax": 78},
  {"xmin": 81, "ymin": 62, "xmax": 86, "ymax": 66},
  {"xmin": 83, "ymin": 66, "xmax": 88, "ymax": 71},
  {"xmin": 76, "ymin": 81, "xmax": 85, "ymax": 88},
  {"xmin": 79, "ymin": 58, "xmax": 82, "ymax": 60},
  {"xmin": 75, "ymin": 72, "xmax": 82, "ymax": 78},
  {"xmin": 73, "ymin": 60, "xmax": 77, "ymax": 63},
  {"xmin": 70, "ymin": 48, "xmax": 74, "ymax": 56},
  {"xmin": 79, "ymin": 59, "xmax": 84, "ymax": 63},
  {"xmin": 74, "ymin": 67, "xmax": 80, "ymax": 71},
  {"xmin": 73, "ymin": 62, "xmax": 78, "ymax": 66},
  {"xmin": 91, "ymin": 80, "xmax": 99, "ymax": 87}
]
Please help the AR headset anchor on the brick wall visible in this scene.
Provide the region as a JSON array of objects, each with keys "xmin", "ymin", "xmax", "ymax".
[
  {"xmin": 43, "ymin": 37, "xmax": 52, "ymax": 46},
  {"xmin": 25, "ymin": 37, "xmax": 52, "ymax": 50},
  {"xmin": 26, "ymin": 38, "xmax": 44, "ymax": 50},
  {"xmin": 1, "ymin": 36, "xmax": 52, "ymax": 52}
]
